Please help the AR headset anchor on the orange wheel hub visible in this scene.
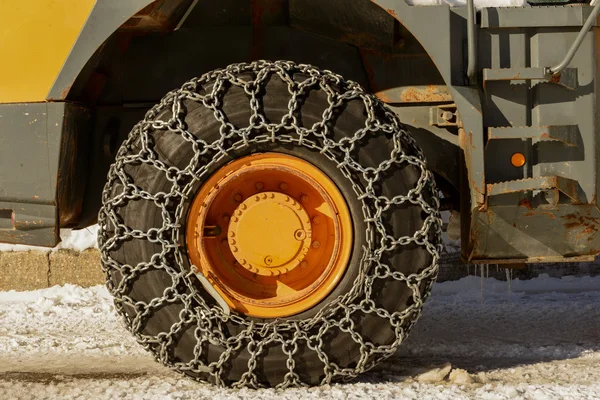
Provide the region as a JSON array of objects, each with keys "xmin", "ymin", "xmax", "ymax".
[{"xmin": 186, "ymin": 153, "xmax": 353, "ymax": 318}]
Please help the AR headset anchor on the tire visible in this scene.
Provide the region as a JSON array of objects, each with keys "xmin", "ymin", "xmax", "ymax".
[{"xmin": 98, "ymin": 61, "xmax": 442, "ymax": 388}]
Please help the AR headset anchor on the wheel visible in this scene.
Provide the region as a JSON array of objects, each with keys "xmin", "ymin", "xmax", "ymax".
[{"xmin": 98, "ymin": 61, "xmax": 442, "ymax": 388}]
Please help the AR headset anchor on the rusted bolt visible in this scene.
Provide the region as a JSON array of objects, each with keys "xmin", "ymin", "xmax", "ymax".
[
  {"xmin": 441, "ymin": 111, "xmax": 454, "ymax": 121},
  {"xmin": 222, "ymin": 214, "xmax": 230, "ymax": 222},
  {"xmin": 312, "ymin": 241, "xmax": 321, "ymax": 249},
  {"xmin": 221, "ymin": 239, "xmax": 228, "ymax": 246},
  {"xmin": 300, "ymin": 195, "xmax": 309, "ymax": 203},
  {"xmin": 294, "ymin": 230, "xmax": 306, "ymax": 240},
  {"xmin": 255, "ymin": 182, "xmax": 264, "ymax": 191},
  {"xmin": 264, "ymin": 256, "xmax": 273, "ymax": 265},
  {"xmin": 312, "ymin": 216, "xmax": 321, "ymax": 225},
  {"xmin": 280, "ymin": 183, "xmax": 288, "ymax": 191},
  {"xmin": 300, "ymin": 261, "xmax": 308, "ymax": 269},
  {"xmin": 234, "ymin": 194, "xmax": 243, "ymax": 202}
]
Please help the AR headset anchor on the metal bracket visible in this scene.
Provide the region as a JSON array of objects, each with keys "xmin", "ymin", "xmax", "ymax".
[
  {"xmin": 429, "ymin": 104, "xmax": 459, "ymax": 127},
  {"xmin": 194, "ymin": 270, "xmax": 231, "ymax": 316},
  {"xmin": 482, "ymin": 67, "xmax": 578, "ymax": 90},
  {"xmin": 487, "ymin": 176, "xmax": 580, "ymax": 204},
  {"xmin": 487, "ymin": 125, "xmax": 579, "ymax": 147}
]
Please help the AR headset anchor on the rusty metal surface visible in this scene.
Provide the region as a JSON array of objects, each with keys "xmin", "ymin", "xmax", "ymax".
[
  {"xmin": 487, "ymin": 125, "xmax": 579, "ymax": 147},
  {"xmin": 482, "ymin": 67, "xmax": 578, "ymax": 90},
  {"xmin": 487, "ymin": 176, "xmax": 581, "ymax": 204},
  {"xmin": 0, "ymin": 202, "xmax": 57, "ymax": 247},
  {"xmin": 468, "ymin": 204, "xmax": 600, "ymax": 262},
  {"xmin": 360, "ymin": 49, "xmax": 448, "ymax": 104}
]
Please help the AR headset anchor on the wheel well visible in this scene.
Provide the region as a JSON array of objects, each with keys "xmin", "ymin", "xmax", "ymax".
[{"xmin": 64, "ymin": 0, "xmax": 456, "ymax": 228}]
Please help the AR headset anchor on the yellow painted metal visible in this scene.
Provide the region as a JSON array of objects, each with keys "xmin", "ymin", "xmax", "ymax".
[
  {"xmin": 0, "ymin": 0, "xmax": 96, "ymax": 104},
  {"xmin": 186, "ymin": 153, "xmax": 353, "ymax": 318},
  {"xmin": 228, "ymin": 192, "xmax": 312, "ymax": 277}
]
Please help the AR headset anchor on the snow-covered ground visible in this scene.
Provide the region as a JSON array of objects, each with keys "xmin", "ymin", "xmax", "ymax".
[{"xmin": 0, "ymin": 275, "xmax": 599, "ymax": 399}]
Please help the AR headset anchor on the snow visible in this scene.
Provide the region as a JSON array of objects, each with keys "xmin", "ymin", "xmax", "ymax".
[
  {"xmin": 0, "ymin": 224, "xmax": 99, "ymax": 252},
  {"xmin": 407, "ymin": 0, "xmax": 527, "ymax": 8},
  {"xmin": 0, "ymin": 275, "xmax": 599, "ymax": 399}
]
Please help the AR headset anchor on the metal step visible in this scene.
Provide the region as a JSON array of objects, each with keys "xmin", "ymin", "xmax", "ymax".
[
  {"xmin": 487, "ymin": 125, "xmax": 578, "ymax": 147},
  {"xmin": 482, "ymin": 67, "xmax": 577, "ymax": 90},
  {"xmin": 487, "ymin": 176, "xmax": 580, "ymax": 203}
]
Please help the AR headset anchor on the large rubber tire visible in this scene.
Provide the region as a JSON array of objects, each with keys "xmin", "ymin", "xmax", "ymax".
[{"xmin": 99, "ymin": 61, "xmax": 441, "ymax": 388}]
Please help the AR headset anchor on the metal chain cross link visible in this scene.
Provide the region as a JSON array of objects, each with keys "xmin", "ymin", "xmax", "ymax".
[{"xmin": 98, "ymin": 60, "xmax": 443, "ymax": 389}]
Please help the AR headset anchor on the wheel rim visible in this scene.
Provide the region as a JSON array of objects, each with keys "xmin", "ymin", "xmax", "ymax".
[{"xmin": 186, "ymin": 153, "xmax": 353, "ymax": 318}]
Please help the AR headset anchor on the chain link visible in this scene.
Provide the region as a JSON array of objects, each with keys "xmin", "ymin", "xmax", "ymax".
[{"xmin": 98, "ymin": 60, "xmax": 442, "ymax": 388}]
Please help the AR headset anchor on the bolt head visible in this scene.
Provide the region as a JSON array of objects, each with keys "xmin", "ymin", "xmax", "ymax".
[
  {"xmin": 255, "ymin": 182, "xmax": 264, "ymax": 190},
  {"xmin": 312, "ymin": 241, "xmax": 321, "ymax": 249},
  {"xmin": 300, "ymin": 261, "xmax": 308, "ymax": 268},
  {"xmin": 234, "ymin": 194, "xmax": 243, "ymax": 202},
  {"xmin": 300, "ymin": 195, "xmax": 309, "ymax": 203},
  {"xmin": 222, "ymin": 214, "xmax": 230, "ymax": 222},
  {"xmin": 441, "ymin": 111, "xmax": 454, "ymax": 121},
  {"xmin": 294, "ymin": 230, "xmax": 306, "ymax": 240},
  {"xmin": 312, "ymin": 216, "xmax": 321, "ymax": 225},
  {"xmin": 280, "ymin": 183, "xmax": 288, "ymax": 191}
]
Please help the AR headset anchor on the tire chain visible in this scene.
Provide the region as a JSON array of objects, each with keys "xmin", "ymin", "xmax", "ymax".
[{"xmin": 98, "ymin": 60, "xmax": 443, "ymax": 388}]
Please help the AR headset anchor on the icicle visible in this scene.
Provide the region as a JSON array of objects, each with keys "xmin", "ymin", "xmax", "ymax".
[
  {"xmin": 480, "ymin": 264, "xmax": 484, "ymax": 303},
  {"xmin": 505, "ymin": 268, "xmax": 512, "ymax": 301}
]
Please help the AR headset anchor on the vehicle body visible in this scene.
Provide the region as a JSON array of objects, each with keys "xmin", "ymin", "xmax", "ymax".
[{"xmin": 1, "ymin": 0, "xmax": 599, "ymax": 387}]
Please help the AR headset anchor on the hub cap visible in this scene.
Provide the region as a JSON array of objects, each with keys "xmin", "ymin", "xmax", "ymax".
[{"xmin": 186, "ymin": 153, "xmax": 352, "ymax": 318}]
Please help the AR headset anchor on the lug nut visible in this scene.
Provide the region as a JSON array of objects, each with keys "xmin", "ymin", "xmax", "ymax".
[
  {"xmin": 312, "ymin": 216, "xmax": 321, "ymax": 225},
  {"xmin": 300, "ymin": 195, "xmax": 309, "ymax": 203},
  {"xmin": 294, "ymin": 230, "xmax": 306, "ymax": 240},
  {"xmin": 300, "ymin": 261, "xmax": 308, "ymax": 268},
  {"xmin": 255, "ymin": 182, "xmax": 264, "ymax": 190},
  {"xmin": 312, "ymin": 241, "xmax": 321, "ymax": 249},
  {"xmin": 234, "ymin": 194, "xmax": 243, "ymax": 202}
]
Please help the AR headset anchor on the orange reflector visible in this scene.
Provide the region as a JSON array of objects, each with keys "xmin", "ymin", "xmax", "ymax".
[{"xmin": 511, "ymin": 153, "xmax": 526, "ymax": 167}]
